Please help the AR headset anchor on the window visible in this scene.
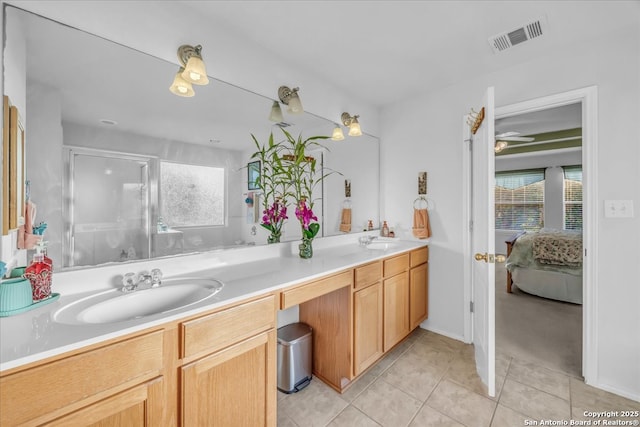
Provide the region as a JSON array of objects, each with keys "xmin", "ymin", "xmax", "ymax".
[
  {"xmin": 563, "ymin": 165, "xmax": 582, "ymax": 230},
  {"xmin": 495, "ymin": 169, "xmax": 545, "ymax": 231},
  {"xmin": 160, "ymin": 161, "xmax": 225, "ymax": 227}
]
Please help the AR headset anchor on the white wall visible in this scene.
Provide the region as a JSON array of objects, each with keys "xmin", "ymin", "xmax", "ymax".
[{"xmin": 381, "ymin": 23, "xmax": 640, "ymax": 399}]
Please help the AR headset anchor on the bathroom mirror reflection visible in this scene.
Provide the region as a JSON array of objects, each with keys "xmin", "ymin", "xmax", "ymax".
[{"xmin": 3, "ymin": 5, "xmax": 380, "ymax": 270}]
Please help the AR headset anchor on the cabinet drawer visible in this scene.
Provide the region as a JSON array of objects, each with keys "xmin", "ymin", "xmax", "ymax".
[
  {"xmin": 281, "ymin": 270, "xmax": 352, "ymax": 309},
  {"xmin": 383, "ymin": 253, "xmax": 410, "ymax": 278},
  {"xmin": 0, "ymin": 331, "xmax": 163, "ymax": 426},
  {"xmin": 354, "ymin": 261, "xmax": 382, "ymax": 290},
  {"xmin": 410, "ymin": 246, "xmax": 429, "ymax": 267},
  {"xmin": 182, "ymin": 294, "xmax": 276, "ymax": 358}
]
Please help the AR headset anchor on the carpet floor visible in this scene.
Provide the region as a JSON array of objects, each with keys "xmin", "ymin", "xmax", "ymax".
[{"xmin": 495, "ymin": 263, "xmax": 583, "ymax": 378}]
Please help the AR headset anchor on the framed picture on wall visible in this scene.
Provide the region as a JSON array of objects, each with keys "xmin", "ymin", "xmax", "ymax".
[
  {"xmin": 2, "ymin": 96, "xmax": 26, "ymax": 234},
  {"xmin": 247, "ymin": 160, "xmax": 261, "ymax": 191}
]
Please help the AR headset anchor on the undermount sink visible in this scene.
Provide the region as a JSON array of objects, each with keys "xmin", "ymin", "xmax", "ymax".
[
  {"xmin": 365, "ymin": 241, "xmax": 398, "ymax": 251},
  {"xmin": 54, "ymin": 278, "xmax": 224, "ymax": 325}
]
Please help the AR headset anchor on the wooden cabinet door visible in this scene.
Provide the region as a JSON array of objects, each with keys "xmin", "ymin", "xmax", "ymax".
[
  {"xmin": 409, "ymin": 263, "xmax": 429, "ymax": 330},
  {"xmin": 383, "ymin": 272, "xmax": 410, "ymax": 351},
  {"xmin": 43, "ymin": 377, "xmax": 164, "ymax": 427},
  {"xmin": 181, "ymin": 330, "xmax": 276, "ymax": 427},
  {"xmin": 353, "ymin": 282, "xmax": 383, "ymax": 376}
]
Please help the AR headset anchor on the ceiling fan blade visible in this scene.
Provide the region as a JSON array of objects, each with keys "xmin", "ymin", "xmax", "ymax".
[
  {"xmin": 495, "ymin": 131, "xmax": 521, "ymax": 138},
  {"xmin": 500, "ymin": 136, "xmax": 535, "ymax": 142}
]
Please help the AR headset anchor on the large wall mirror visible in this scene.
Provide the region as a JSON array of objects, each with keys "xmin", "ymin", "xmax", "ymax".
[{"xmin": 3, "ymin": 5, "xmax": 380, "ymax": 271}]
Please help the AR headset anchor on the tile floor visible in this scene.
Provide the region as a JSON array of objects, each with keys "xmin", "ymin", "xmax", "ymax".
[{"xmin": 277, "ymin": 329, "xmax": 640, "ymax": 427}]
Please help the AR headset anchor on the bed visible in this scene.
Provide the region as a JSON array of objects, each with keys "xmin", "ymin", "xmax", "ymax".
[{"xmin": 505, "ymin": 229, "xmax": 583, "ymax": 304}]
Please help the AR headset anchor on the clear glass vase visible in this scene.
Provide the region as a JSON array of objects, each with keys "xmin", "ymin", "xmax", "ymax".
[{"xmin": 298, "ymin": 237, "xmax": 313, "ymax": 259}]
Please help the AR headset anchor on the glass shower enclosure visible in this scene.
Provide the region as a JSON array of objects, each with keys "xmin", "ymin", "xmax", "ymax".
[{"xmin": 64, "ymin": 148, "xmax": 152, "ymax": 268}]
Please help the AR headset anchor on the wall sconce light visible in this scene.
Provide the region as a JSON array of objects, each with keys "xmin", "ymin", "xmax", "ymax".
[
  {"xmin": 169, "ymin": 67, "xmax": 195, "ymax": 97},
  {"xmin": 494, "ymin": 140, "xmax": 509, "ymax": 153},
  {"xmin": 331, "ymin": 124, "xmax": 345, "ymax": 141},
  {"xmin": 278, "ymin": 86, "xmax": 304, "ymax": 114},
  {"xmin": 178, "ymin": 44, "xmax": 209, "ymax": 85},
  {"xmin": 341, "ymin": 112, "xmax": 362, "ymax": 137},
  {"xmin": 268, "ymin": 100, "xmax": 284, "ymax": 122},
  {"xmin": 170, "ymin": 44, "xmax": 208, "ymax": 97}
]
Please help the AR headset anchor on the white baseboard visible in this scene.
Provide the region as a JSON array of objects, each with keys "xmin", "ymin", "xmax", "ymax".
[
  {"xmin": 586, "ymin": 380, "xmax": 640, "ymax": 403},
  {"xmin": 420, "ymin": 323, "xmax": 467, "ymax": 344}
]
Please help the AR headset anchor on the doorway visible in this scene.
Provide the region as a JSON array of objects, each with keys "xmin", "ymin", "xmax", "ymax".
[
  {"xmin": 494, "ymin": 102, "xmax": 584, "ymax": 377},
  {"xmin": 463, "ymin": 86, "xmax": 598, "ymax": 388}
]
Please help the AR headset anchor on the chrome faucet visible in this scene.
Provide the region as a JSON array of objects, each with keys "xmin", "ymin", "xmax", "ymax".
[
  {"xmin": 358, "ymin": 235, "xmax": 378, "ymax": 246},
  {"xmin": 121, "ymin": 268, "xmax": 163, "ymax": 292}
]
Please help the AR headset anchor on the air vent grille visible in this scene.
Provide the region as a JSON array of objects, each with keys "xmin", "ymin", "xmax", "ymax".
[{"xmin": 489, "ymin": 16, "xmax": 548, "ymax": 53}]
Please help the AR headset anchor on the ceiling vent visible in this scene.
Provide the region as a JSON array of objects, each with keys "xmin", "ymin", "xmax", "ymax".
[{"xmin": 489, "ymin": 16, "xmax": 548, "ymax": 53}]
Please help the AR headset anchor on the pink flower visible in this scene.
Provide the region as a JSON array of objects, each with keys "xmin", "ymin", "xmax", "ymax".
[
  {"xmin": 261, "ymin": 200, "xmax": 288, "ymax": 234},
  {"xmin": 295, "ymin": 201, "xmax": 317, "ymax": 229},
  {"xmin": 295, "ymin": 200, "xmax": 320, "ymax": 239}
]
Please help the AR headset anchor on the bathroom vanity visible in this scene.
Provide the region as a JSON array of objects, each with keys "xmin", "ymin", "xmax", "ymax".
[{"xmin": 0, "ymin": 237, "xmax": 428, "ymax": 426}]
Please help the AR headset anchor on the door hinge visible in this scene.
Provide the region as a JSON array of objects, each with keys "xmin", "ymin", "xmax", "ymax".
[{"xmin": 470, "ymin": 301, "xmax": 474, "ymax": 313}]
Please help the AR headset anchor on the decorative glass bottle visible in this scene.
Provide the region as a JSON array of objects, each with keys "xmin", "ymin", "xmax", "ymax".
[{"xmin": 24, "ymin": 242, "xmax": 52, "ymax": 302}]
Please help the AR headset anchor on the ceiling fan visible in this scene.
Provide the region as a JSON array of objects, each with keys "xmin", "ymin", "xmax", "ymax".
[{"xmin": 494, "ymin": 131, "xmax": 535, "ymax": 153}]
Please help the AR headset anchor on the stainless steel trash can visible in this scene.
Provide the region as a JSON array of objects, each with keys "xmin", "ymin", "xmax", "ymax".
[{"xmin": 277, "ymin": 322, "xmax": 312, "ymax": 393}]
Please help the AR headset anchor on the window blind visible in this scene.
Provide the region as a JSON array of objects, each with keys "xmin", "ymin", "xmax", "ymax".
[
  {"xmin": 563, "ymin": 165, "xmax": 582, "ymax": 230},
  {"xmin": 495, "ymin": 169, "xmax": 545, "ymax": 231}
]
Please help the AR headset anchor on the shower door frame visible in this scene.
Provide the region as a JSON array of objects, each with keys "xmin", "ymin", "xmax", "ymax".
[{"xmin": 63, "ymin": 146, "xmax": 157, "ymax": 268}]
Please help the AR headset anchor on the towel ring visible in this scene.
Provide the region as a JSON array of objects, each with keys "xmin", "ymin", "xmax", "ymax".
[{"xmin": 413, "ymin": 196, "xmax": 433, "ymax": 210}]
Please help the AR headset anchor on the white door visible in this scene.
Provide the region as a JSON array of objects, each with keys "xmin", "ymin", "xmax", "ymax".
[{"xmin": 471, "ymin": 87, "xmax": 496, "ymax": 397}]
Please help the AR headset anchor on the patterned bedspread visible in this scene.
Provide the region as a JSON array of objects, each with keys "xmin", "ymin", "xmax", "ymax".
[
  {"xmin": 533, "ymin": 232, "xmax": 583, "ymax": 267},
  {"xmin": 506, "ymin": 230, "xmax": 583, "ymax": 276}
]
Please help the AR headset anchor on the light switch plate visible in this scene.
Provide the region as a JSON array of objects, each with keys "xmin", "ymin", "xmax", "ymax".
[{"xmin": 604, "ymin": 200, "xmax": 635, "ymax": 218}]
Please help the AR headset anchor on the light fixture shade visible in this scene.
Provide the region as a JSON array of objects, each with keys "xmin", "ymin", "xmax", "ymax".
[
  {"xmin": 286, "ymin": 92, "xmax": 303, "ymax": 114},
  {"xmin": 342, "ymin": 112, "xmax": 362, "ymax": 137},
  {"xmin": 494, "ymin": 140, "xmax": 508, "ymax": 153},
  {"xmin": 269, "ymin": 101, "xmax": 284, "ymax": 122},
  {"xmin": 331, "ymin": 125, "xmax": 345, "ymax": 141},
  {"xmin": 182, "ymin": 55, "xmax": 209, "ymax": 85},
  {"xmin": 177, "ymin": 44, "xmax": 209, "ymax": 85},
  {"xmin": 278, "ymin": 86, "xmax": 304, "ymax": 114},
  {"xmin": 348, "ymin": 117, "xmax": 362, "ymax": 137},
  {"xmin": 169, "ymin": 68, "xmax": 195, "ymax": 97}
]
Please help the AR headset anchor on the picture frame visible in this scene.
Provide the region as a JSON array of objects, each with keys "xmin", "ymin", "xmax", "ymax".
[
  {"xmin": 2, "ymin": 96, "xmax": 10, "ymax": 234},
  {"xmin": 247, "ymin": 160, "xmax": 261, "ymax": 191},
  {"xmin": 2, "ymin": 96, "xmax": 26, "ymax": 234}
]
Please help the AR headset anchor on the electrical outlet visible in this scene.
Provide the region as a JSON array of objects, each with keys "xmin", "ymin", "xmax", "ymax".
[{"xmin": 604, "ymin": 200, "xmax": 635, "ymax": 218}]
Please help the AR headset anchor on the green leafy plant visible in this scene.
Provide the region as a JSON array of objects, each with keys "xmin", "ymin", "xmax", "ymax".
[
  {"xmin": 250, "ymin": 128, "xmax": 338, "ymax": 246},
  {"xmin": 250, "ymin": 132, "xmax": 290, "ymax": 241}
]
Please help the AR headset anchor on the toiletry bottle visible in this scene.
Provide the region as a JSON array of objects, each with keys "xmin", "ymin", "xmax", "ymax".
[
  {"xmin": 24, "ymin": 242, "xmax": 52, "ymax": 302},
  {"xmin": 41, "ymin": 240, "xmax": 53, "ymax": 269},
  {"xmin": 381, "ymin": 221, "xmax": 390, "ymax": 237},
  {"xmin": 367, "ymin": 220, "xmax": 374, "ymax": 231}
]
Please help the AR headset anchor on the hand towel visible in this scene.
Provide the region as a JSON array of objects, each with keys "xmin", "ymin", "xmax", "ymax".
[
  {"xmin": 339, "ymin": 208, "xmax": 352, "ymax": 233},
  {"xmin": 412, "ymin": 208, "xmax": 431, "ymax": 239},
  {"xmin": 18, "ymin": 200, "xmax": 40, "ymax": 249}
]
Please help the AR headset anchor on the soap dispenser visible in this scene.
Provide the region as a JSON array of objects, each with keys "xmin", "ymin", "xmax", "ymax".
[
  {"xmin": 24, "ymin": 240, "xmax": 52, "ymax": 302},
  {"xmin": 381, "ymin": 221, "xmax": 390, "ymax": 237}
]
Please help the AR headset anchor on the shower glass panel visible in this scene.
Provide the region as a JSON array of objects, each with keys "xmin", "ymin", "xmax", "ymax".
[{"xmin": 67, "ymin": 151, "xmax": 150, "ymax": 268}]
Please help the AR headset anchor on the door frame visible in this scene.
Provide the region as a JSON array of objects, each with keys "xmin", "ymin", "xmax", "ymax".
[{"xmin": 462, "ymin": 86, "xmax": 598, "ymax": 384}]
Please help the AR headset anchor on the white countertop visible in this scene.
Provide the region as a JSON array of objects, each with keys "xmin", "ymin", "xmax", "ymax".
[{"xmin": 0, "ymin": 233, "xmax": 427, "ymax": 372}]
